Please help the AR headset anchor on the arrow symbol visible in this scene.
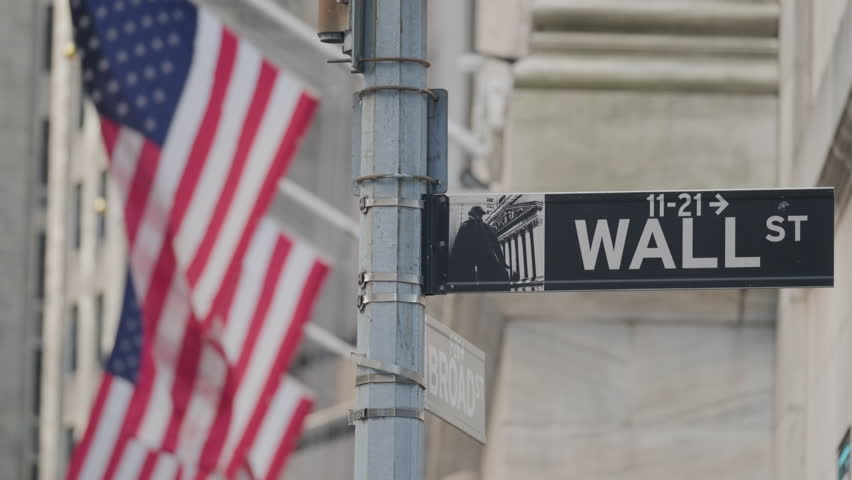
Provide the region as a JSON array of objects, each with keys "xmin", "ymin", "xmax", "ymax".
[{"xmin": 709, "ymin": 194, "xmax": 729, "ymax": 215}]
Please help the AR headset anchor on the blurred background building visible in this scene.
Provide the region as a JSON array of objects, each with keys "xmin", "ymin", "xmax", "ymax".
[
  {"xmin": 0, "ymin": 0, "xmax": 850, "ymax": 479},
  {"xmin": 0, "ymin": 1, "xmax": 53, "ymax": 478}
]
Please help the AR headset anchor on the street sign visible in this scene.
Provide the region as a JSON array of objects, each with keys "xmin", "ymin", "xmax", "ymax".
[
  {"xmin": 422, "ymin": 188, "xmax": 834, "ymax": 294},
  {"xmin": 424, "ymin": 316, "xmax": 486, "ymax": 444}
]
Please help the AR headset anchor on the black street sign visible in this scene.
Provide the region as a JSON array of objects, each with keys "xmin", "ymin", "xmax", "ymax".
[{"xmin": 422, "ymin": 188, "xmax": 834, "ymax": 294}]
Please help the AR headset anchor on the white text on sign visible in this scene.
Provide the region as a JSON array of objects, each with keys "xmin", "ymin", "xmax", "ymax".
[
  {"xmin": 424, "ymin": 316, "xmax": 487, "ymax": 443},
  {"xmin": 574, "ymin": 193, "xmax": 811, "ymax": 271}
]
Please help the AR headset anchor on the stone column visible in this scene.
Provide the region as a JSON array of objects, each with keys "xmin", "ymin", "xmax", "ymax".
[
  {"xmin": 527, "ymin": 226, "xmax": 536, "ymax": 280},
  {"xmin": 520, "ymin": 229, "xmax": 528, "ymax": 280},
  {"xmin": 506, "ymin": 238, "xmax": 513, "ymax": 272}
]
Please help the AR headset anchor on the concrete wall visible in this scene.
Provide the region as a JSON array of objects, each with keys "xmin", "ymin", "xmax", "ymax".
[
  {"xmin": 775, "ymin": 196, "xmax": 852, "ymax": 479},
  {"xmin": 442, "ymin": 1, "xmax": 783, "ymax": 479},
  {"xmin": 0, "ymin": 0, "xmax": 46, "ymax": 478},
  {"xmin": 40, "ymin": 0, "xmax": 130, "ymax": 470},
  {"xmin": 40, "ymin": 0, "xmax": 130, "ymax": 477},
  {"xmin": 502, "ymin": 1, "xmax": 779, "ymax": 193},
  {"xmin": 484, "ymin": 320, "xmax": 774, "ymax": 480},
  {"xmin": 505, "ymin": 90, "xmax": 777, "ymax": 192},
  {"xmin": 776, "ymin": 0, "xmax": 852, "ymax": 478}
]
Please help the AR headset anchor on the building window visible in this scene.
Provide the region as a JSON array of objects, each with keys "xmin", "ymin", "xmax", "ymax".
[
  {"xmin": 78, "ymin": 68, "xmax": 86, "ymax": 128},
  {"xmin": 73, "ymin": 183, "xmax": 82, "ymax": 251},
  {"xmin": 94, "ymin": 293, "xmax": 104, "ymax": 365},
  {"xmin": 96, "ymin": 170, "xmax": 107, "ymax": 242},
  {"xmin": 33, "ymin": 346, "xmax": 42, "ymax": 416},
  {"xmin": 43, "ymin": 5, "xmax": 53, "ymax": 73},
  {"xmin": 30, "ymin": 422, "xmax": 39, "ymax": 465},
  {"xmin": 65, "ymin": 427, "xmax": 75, "ymax": 468},
  {"xmin": 35, "ymin": 232, "xmax": 45, "ymax": 300},
  {"xmin": 66, "ymin": 305, "xmax": 78, "ymax": 374},
  {"xmin": 40, "ymin": 119, "xmax": 49, "ymax": 187},
  {"xmin": 840, "ymin": 429, "xmax": 850, "ymax": 480},
  {"xmin": 34, "ymin": 307, "xmax": 43, "ymax": 340}
]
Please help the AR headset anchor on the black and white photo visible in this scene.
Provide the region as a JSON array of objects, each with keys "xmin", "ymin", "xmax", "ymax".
[{"xmin": 447, "ymin": 194, "xmax": 545, "ymax": 292}]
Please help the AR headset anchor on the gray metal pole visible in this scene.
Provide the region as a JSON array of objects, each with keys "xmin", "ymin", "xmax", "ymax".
[{"xmin": 353, "ymin": 0, "xmax": 427, "ymax": 479}]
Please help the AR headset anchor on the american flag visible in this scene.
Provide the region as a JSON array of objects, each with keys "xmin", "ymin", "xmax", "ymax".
[
  {"xmin": 66, "ymin": 0, "xmax": 328, "ymax": 478},
  {"xmin": 69, "ymin": 271, "xmax": 316, "ymax": 479}
]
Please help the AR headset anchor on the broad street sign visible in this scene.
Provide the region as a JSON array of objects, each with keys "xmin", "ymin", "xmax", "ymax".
[
  {"xmin": 424, "ymin": 316, "xmax": 486, "ymax": 444},
  {"xmin": 422, "ymin": 188, "xmax": 834, "ymax": 294}
]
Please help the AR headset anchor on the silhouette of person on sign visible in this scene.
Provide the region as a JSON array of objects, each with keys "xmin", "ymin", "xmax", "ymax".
[{"xmin": 449, "ymin": 206, "xmax": 516, "ymax": 289}]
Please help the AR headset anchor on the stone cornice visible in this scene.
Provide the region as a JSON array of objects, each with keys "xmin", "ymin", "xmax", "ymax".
[
  {"xmin": 530, "ymin": 32, "xmax": 778, "ymax": 59},
  {"xmin": 514, "ymin": 55, "xmax": 777, "ymax": 93},
  {"xmin": 533, "ymin": 0, "xmax": 779, "ymax": 37},
  {"xmin": 514, "ymin": 1, "xmax": 780, "ymax": 93}
]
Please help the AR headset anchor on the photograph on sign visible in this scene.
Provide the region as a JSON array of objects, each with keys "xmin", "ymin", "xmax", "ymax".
[
  {"xmin": 447, "ymin": 194, "xmax": 545, "ymax": 292},
  {"xmin": 427, "ymin": 188, "xmax": 834, "ymax": 294}
]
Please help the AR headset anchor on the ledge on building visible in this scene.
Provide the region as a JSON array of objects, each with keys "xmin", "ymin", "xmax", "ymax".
[
  {"xmin": 532, "ymin": 0, "xmax": 779, "ymax": 38},
  {"xmin": 513, "ymin": 55, "xmax": 778, "ymax": 94}
]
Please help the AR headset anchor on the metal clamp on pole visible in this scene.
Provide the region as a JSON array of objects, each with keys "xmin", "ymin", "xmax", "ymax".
[
  {"xmin": 360, "ymin": 57, "xmax": 431, "ymax": 68},
  {"xmin": 356, "ymin": 373, "xmax": 421, "ymax": 387},
  {"xmin": 351, "ymin": 353, "xmax": 425, "ymax": 388},
  {"xmin": 353, "ymin": 172, "xmax": 439, "ymax": 189},
  {"xmin": 357, "ymin": 293, "xmax": 424, "ymax": 311},
  {"xmin": 360, "ymin": 196, "xmax": 424, "ymax": 214},
  {"xmin": 357, "ymin": 85, "xmax": 438, "ymax": 101},
  {"xmin": 348, "ymin": 408, "xmax": 425, "ymax": 425},
  {"xmin": 358, "ymin": 272, "xmax": 422, "ymax": 287}
]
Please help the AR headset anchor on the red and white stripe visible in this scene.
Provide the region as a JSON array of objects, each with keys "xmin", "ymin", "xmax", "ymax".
[
  {"xmin": 67, "ymin": 374, "xmax": 313, "ymax": 479},
  {"xmin": 245, "ymin": 378, "xmax": 314, "ymax": 479},
  {"xmin": 202, "ymin": 222, "xmax": 328, "ymax": 476},
  {"xmin": 69, "ymin": 5, "xmax": 324, "ymax": 479}
]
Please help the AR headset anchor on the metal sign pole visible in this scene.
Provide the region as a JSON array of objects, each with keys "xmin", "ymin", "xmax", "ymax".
[{"xmin": 352, "ymin": 1, "xmax": 428, "ymax": 479}]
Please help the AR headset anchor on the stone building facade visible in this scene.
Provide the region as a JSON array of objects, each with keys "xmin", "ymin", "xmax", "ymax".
[
  {"xmin": 0, "ymin": 1, "xmax": 55, "ymax": 478},
  {"xmin": 433, "ymin": 1, "xmax": 780, "ymax": 478},
  {"xmin": 38, "ymin": 0, "xmax": 129, "ymax": 477},
  {"xmin": 776, "ymin": 0, "xmax": 852, "ymax": 478},
  {"xmin": 427, "ymin": 0, "xmax": 852, "ymax": 479}
]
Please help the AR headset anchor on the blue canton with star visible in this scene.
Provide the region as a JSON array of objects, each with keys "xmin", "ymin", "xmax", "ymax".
[
  {"xmin": 70, "ymin": 0, "xmax": 197, "ymax": 146},
  {"xmin": 105, "ymin": 272, "xmax": 144, "ymax": 384}
]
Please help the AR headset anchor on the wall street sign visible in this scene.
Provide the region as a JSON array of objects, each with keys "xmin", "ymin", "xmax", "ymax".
[
  {"xmin": 424, "ymin": 316, "xmax": 487, "ymax": 444},
  {"xmin": 422, "ymin": 188, "xmax": 834, "ymax": 294}
]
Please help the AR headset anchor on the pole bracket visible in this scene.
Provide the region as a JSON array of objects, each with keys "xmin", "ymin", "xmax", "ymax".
[
  {"xmin": 357, "ymin": 293, "xmax": 424, "ymax": 311},
  {"xmin": 360, "ymin": 57, "xmax": 431, "ymax": 68},
  {"xmin": 355, "ymin": 373, "xmax": 421, "ymax": 387},
  {"xmin": 358, "ymin": 272, "xmax": 422, "ymax": 287},
  {"xmin": 348, "ymin": 408, "xmax": 425, "ymax": 425},
  {"xmin": 351, "ymin": 353, "xmax": 425, "ymax": 388},
  {"xmin": 353, "ymin": 172, "xmax": 439, "ymax": 190},
  {"xmin": 360, "ymin": 196, "xmax": 424, "ymax": 214},
  {"xmin": 357, "ymin": 85, "xmax": 438, "ymax": 101}
]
